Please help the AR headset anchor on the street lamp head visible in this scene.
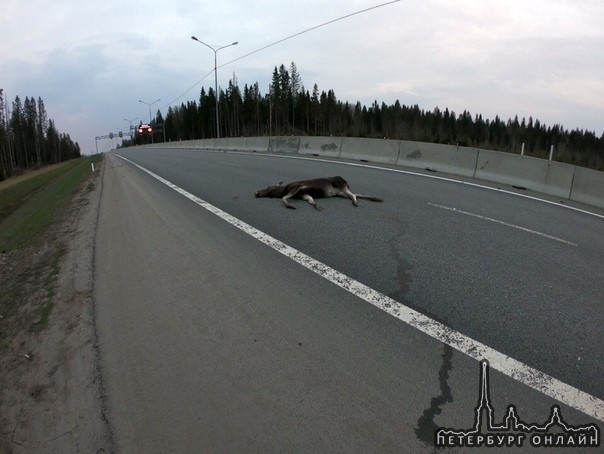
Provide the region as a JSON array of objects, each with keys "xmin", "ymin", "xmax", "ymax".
[{"xmin": 190, "ymin": 35, "xmax": 238, "ymax": 139}]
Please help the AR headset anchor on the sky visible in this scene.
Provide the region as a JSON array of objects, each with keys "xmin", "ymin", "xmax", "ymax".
[{"xmin": 2, "ymin": 0, "xmax": 603, "ymax": 154}]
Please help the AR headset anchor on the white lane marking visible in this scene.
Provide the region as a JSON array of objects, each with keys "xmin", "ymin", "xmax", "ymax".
[
  {"xmin": 428, "ymin": 202, "xmax": 578, "ymax": 247},
  {"xmin": 116, "ymin": 154, "xmax": 604, "ymax": 422},
  {"xmin": 225, "ymin": 150, "xmax": 604, "ymax": 221}
]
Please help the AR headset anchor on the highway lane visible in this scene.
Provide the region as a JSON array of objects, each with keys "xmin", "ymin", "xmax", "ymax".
[
  {"xmin": 94, "ymin": 149, "xmax": 603, "ymax": 451},
  {"xmin": 116, "ymin": 147, "xmax": 604, "ymax": 399},
  {"xmin": 95, "ymin": 154, "xmax": 455, "ymax": 452}
]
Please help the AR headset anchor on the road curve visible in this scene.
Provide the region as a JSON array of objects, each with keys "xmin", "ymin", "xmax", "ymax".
[{"xmin": 94, "ymin": 149, "xmax": 603, "ymax": 452}]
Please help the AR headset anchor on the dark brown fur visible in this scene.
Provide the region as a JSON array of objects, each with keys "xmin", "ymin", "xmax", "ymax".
[{"xmin": 254, "ymin": 176, "xmax": 383, "ymax": 210}]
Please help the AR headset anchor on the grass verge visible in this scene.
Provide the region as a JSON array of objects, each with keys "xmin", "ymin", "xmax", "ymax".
[
  {"xmin": 0, "ymin": 155, "xmax": 103, "ymax": 252},
  {"xmin": 0, "ymin": 154, "xmax": 103, "ymax": 337}
]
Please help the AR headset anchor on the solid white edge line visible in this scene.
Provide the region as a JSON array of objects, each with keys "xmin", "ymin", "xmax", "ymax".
[
  {"xmin": 428, "ymin": 202, "xmax": 578, "ymax": 247},
  {"xmin": 115, "ymin": 153, "xmax": 604, "ymax": 423}
]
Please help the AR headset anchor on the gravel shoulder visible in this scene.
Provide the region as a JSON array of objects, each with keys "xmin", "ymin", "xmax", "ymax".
[{"xmin": 0, "ymin": 160, "xmax": 111, "ymax": 453}]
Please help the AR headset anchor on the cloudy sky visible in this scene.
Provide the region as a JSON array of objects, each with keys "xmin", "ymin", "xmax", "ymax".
[{"xmin": 2, "ymin": 0, "xmax": 603, "ymax": 153}]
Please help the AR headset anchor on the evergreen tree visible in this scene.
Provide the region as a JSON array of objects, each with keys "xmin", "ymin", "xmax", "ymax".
[
  {"xmin": 290, "ymin": 62, "xmax": 302, "ymax": 132},
  {"xmin": 146, "ymin": 62, "xmax": 604, "ymax": 171},
  {"xmin": 0, "ymin": 92, "xmax": 80, "ymax": 180}
]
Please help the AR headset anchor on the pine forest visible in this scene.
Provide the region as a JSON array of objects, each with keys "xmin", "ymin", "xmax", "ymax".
[
  {"xmin": 127, "ymin": 63, "xmax": 604, "ymax": 171},
  {"xmin": 0, "ymin": 89, "xmax": 81, "ymax": 181}
]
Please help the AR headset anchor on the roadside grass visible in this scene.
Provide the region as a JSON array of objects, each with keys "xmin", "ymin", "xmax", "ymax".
[
  {"xmin": 0, "ymin": 154, "xmax": 103, "ymax": 334},
  {"xmin": 0, "ymin": 161, "xmax": 75, "ymax": 222},
  {"xmin": 0, "ymin": 154, "xmax": 103, "ymax": 253}
]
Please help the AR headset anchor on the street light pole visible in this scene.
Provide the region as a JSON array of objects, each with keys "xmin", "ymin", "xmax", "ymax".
[
  {"xmin": 124, "ymin": 117, "xmax": 138, "ymax": 135},
  {"xmin": 191, "ymin": 36, "xmax": 238, "ymax": 139},
  {"xmin": 138, "ymin": 99, "xmax": 161, "ymax": 124}
]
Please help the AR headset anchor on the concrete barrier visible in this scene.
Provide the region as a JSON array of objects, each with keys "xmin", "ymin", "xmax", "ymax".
[
  {"xmin": 184, "ymin": 139, "xmax": 207, "ymax": 149},
  {"xmin": 218, "ymin": 137, "xmax": 243, "ymax": 150},
  {"xmin": 164, "ymin": 141, "xmax": 185, "ymax": 149},
  {"xmin": 474, "ymin": 149, "xmax": 575, "ymax": 199},
  {"xmin": 299, "ymin": 136, "xmax": 342, "ymax": 158},
  {"xmin": 268, "ymin": 136, "xmax": 300, "ymax": 153},
  {"xmin": 340, "ymin": 137, "xmax": 399, "ymax": 164},
  {"xmin": 569, "ymin": 167, "xmax": 604, "ymax": 209},
  {"xmin": 142, "ymin": 142, "xmax": 170, "ymax": 148},
  {"xmin": 148, "ymin": 140, "xmax": 201, "ymax": 149},
  {"xmin": 397, "ymin": 141, "xmax": 479, "ymax": 178},
  {"xmin": 183, "ymin": 138, "xmax": 217, "ymax": 149},
  {"xmin": 244, "ymin": 137, "xmax": 269, "ymax": 152}
]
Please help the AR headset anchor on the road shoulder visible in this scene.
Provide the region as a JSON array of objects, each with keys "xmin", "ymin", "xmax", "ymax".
[{"xmin": 0, "ymin": 160, "xmax": 111, "ymax": 453}]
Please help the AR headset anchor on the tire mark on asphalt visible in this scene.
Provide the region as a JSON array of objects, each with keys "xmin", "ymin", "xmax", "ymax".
[
  {"xmin": 415, "ymin": 344, "xmax": 454, "ymax": 447},
  {"xmin": 387, "ymin": 231, "xmax": 413, "ymax": 303}
]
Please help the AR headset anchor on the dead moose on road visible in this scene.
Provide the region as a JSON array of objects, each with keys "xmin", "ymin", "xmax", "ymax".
[{"xmin": 255, "ymin": 176, "xmax": 383, "ymax": 211}]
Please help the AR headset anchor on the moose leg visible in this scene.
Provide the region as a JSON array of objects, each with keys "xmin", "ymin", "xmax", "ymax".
[
  {"xmin": 282, "ymin": 196, "xmax": 296, "ymax": 209},
  {"xmin": 340, "ymin": 187, "xmax": 359, "ymax": 206},
  {"xmin": 356, "ymin": 194, "xmax": 384, "ymax": 202},
  {"xmin": 302, "ymin": 194, "xmax": 323, "ymax": 211},
  {"xmin": 281, "ymin": 189, "xmax": 299, "ymax": 209}
]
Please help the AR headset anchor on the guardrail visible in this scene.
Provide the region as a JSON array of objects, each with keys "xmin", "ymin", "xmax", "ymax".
[{"xmin": 138, "ymin": 136, "xmax": 604, "ymax": 209}]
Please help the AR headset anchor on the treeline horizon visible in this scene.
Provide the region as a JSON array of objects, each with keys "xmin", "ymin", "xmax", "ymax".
[
  {"xmin": 128, "ymin": 62, "xmax": 603, "ymax": 170},
  {"xmin": 0, "ymin": 89, "xmax": 81, "ymax": 181}
]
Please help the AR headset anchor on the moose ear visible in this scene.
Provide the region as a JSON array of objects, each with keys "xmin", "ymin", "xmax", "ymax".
[{"xmin": 277, "ymin": 181, "xmax": 283, "ymax": 186}]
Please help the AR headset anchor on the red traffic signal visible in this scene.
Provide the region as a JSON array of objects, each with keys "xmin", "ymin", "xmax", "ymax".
[{"xmin": 138, "ymin": 124, "xmax": 153, "ymax": 134}]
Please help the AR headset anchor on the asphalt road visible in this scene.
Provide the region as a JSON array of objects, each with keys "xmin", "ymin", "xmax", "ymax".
[{"xmin": 94, "ymin": 148, "xmax": 603, "ymax": 452}]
